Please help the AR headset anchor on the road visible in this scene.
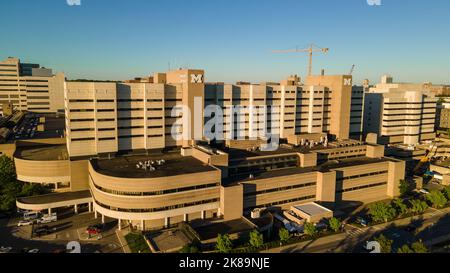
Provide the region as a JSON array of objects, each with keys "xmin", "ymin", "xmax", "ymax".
[{"xmin": 263, "ymin": 206, "xmax": 450, "ymax": 253}]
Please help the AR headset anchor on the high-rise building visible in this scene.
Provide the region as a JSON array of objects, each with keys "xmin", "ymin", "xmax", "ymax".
[
  {"xmin": 65, "ymin": 69, "xmax": 204, "ymax": 158},
  {"xmin": 363, "ymin": 75, "xmax": 437, "ymax": 145},
  {"xmin": 0, "ymin": 57, "xmax": 65, "ymax": 115}
]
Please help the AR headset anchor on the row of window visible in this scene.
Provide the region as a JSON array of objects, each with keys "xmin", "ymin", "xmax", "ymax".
[
  {"xmin": 249, "ymin": 195, "xmax": 316, "ymax": 210},
  {"xmin": 337, "ymin": 171, "xmax": 388, "ymax": 181},
  {"xmin": 94, "ymin": 198, "xmax": 219, "ymax": 213},
  {"xmin": 93, "ymin": 181, "xmax": 220, "ymax": 196},
  {"xmin": 337, "ymin": 182, "xmax": 387, "ymax": 194},
  {"xmin": 244, "ymin": 182, "xmax": 316, "ymax": 197}
]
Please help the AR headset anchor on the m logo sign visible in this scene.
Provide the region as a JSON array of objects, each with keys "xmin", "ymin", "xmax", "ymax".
[
  {"xmin": 344, "ymin": 78, "xmax": 352, "ymax": 86},
  {"xmin": 191, "ymin": 74, "xmax": 203, "ymax": 84}
]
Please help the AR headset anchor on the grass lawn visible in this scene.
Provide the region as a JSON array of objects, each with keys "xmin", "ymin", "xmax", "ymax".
[{"xmin": 125, "ymin": 232, "xmax": 151, "ymax": 253}]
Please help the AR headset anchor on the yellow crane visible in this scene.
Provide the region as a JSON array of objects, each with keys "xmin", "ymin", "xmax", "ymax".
[{"xmin": 273, "ymin": 44, "xmax": 329, "ymax": 76}]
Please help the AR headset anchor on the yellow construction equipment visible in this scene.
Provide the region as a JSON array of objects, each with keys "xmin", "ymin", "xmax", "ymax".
[{"xmin": 273, "ymin": 44, "xmax": 329, "ymax": 76}]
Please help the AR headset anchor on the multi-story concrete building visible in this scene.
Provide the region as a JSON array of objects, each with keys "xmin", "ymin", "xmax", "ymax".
[
  {"xmin": 0, "ymin": 57, "xmax": 65, "ymax": 115},
  {"xmin": 64, "ymin": 69, "xmax": 204, "ymax": 157},
  {"xmin": 204, "ymin": 74, "xmax": 354, "ymax": 143},
  {"xmin": 363, "ymin": 75, "xmax": 437, "ymax": 146},
  {"xmin": 6, "ymin": 69, "xmax": 408, "ymax": 232}
]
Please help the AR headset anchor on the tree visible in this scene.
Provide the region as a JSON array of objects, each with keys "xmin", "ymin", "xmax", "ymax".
[
  {"xmin": 0, "ymin": 155, "xmax": 51, "ymax": 212},
  {"xmin": 397, "ymin": 241, "xmax": 428, "ymax": 253},
  {"xmin": 216, "ymin": 234, "xmax": 233, "ymax": 253},
  {"xmin": 0, "ymin": 156, "xmax": 16, "ymax": 187},
  {"xmin": 426, "ymin": 190, "xmax": 447, "ymax": 209},
  {"xmin": 368, "ymin": 202, "xmax": 397, "ymax": 223},
  {"xmin": 374, "ymin": 234, "xmax": 393, "ymax": 253},
  {"xmin": 180, "ymin": 243, "xmax": 200, "ymax": 253},
  {"xmin": 328, "ymin": 217, "xmax": 342, "ymax": 233},
  {"xmin": 304, "ymin": 222, "xmax": 318, "ymax": 238},
  {"xmin": 399, "ymin": 179, "xmax": 410, "ymax": 197},
  {"xmin": 409, "ymin": 199, "xmax": 429, "ymax": 215},
  {"xmin": 392, "ymin": 199, "xmax": 409, "ymax": 216},
  {"xmin": 278, "ymin": 228, "xmax": 292, "ymax": 244},
  {"xmin": 249, "ymin": 230, "xmax": 264, "ymax": 249},
  {"xmin": 443, "ymin": 186, "xmax": 450, "ymax": 201},
  {"xmin": 411, "ymin": 241, "xmax": 428, "ymax": 253},
  {"xmin": 397, "ymin": 245, "xmax": 414, "ymax": 253}
]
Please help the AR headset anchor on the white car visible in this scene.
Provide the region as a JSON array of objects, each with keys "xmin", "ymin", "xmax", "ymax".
[
  {"xmin": 419, "ymin": 189, "xmax": 430, "ymax": 195},
  {"xmin": 27, "ymin": 249, "xmax": 40, "ymax": 253},
  {"xmin": 0, "ymin": 247, "xmax": 13, "ymax": 253},
  {"xmin": 17, "ymin": 220, "xmax": 34, "ymax": 227}
]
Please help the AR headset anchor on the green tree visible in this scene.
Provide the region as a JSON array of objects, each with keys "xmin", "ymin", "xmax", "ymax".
[
  {"xmin": 426, "ymin": 190, "xmax": 447, "ymax": 209},
  {"xmin": 392, "ymin": 199, "xmax": 409, "ymax": 216},
  {"xmin": 399, "ymin": 179, "xmax": 410, "ymax": 197},
  {"xmin": 411, "ymin": 241, "xmax": 428, "ymax": 253},
  {"xmin": 397, "ymin": 245, "xmax": 414, "ymax": 253},
  {"xmin": 248, "ymin": 230, "xmax": 264, "ymax": 249},
  {"xmin": 443, "ymin": 186, "xmax": 450, "ymax": 201},
  {"xmin": 368, "ymin": 202, "xmax": 397, "ymax": 223},
  {"xmin": 304, "ymin": 222, "xmax": 318, "ymax": 238},
  {"xmin": 278, "ymin": 228, "xmax": 292, "ymax": 244},
  {"xmin": 374, "ymin": 234, "xmax": 393, "ymax": 253},
  {"xmin": 0, "ymin": 155, "xmax": 51, "ymax": 212},
  {"xmin": 216, "ymin": 234, "xmax": 233, "ymax": 253},
  {"xmin": 409, "ymin": 199, "xmax": 429, "ymax": 215},
  {"xmin": 328, "ymin": 217, "xmax": 342, "ymax": 233},
  {"xmin": 180, "ymin": 243, "xmax": 200, "ymax": 253}
]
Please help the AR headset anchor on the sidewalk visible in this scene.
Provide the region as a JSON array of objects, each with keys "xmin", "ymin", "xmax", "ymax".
[{"xmin": 115, "ymin": 229, "xmax": 132, "ymax": 253}]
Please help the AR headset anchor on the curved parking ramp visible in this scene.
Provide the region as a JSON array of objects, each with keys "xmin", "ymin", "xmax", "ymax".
[{"xmin": 16, "ymin": 190, "xmax": 93, "ymax": 213}]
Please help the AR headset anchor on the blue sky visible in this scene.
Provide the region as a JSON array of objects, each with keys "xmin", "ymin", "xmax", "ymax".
[{"xmin": 1, "ymin": 0, "xmax": 449, "ymax": 85}]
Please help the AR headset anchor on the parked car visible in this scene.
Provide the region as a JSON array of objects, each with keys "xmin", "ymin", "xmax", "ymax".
[
  {"xmin": 419, "ymin": 189, "xmax": 430, "ymax": 195},
  {"xmin": 18, "ymin": 220, "xmax": 34, "ymax": 227},
  {"xmin": 34, "ymin": 226, "xmax": 50, "ymax": 236},
  {"xmin": 37, "ymin": 213, "xmax": 57, "ymax": 224},
  {"xmin": 356, "ymin": 217, "xmax": 368, "ymax": 227},
  {"xmin": 0, "ymin": 246, "xmax": 13, "ymax": 253},
  {"xmin": 27, "ymin": 249, "xmax": 40, "ymax": 253},
  {"xmin": 404, "ymin": 225, "xmax": 417, "ymax": 233}
]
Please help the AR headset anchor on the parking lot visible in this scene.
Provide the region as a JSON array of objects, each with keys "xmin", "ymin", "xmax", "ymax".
[{"xmin": 0, "ymin": 211, "xmax": 124, "ymax": 253}]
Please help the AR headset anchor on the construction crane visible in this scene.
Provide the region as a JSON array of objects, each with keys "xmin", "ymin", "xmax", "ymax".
[
  {"xmin": 273, "ymin": 44, "xmax": 329, "ymax": 76},
  {"xmin": 349, "ymin": 64, "xmax": 356, "ymax": 75}
]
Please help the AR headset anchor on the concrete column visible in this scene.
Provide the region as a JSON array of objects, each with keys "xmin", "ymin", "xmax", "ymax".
[
  {"xmin": 118, "ymin": 219, "xmax": 122, "ymax": 231},
  {"xmin": 201, "ymin": 211, "xmax": 206, "ymax": 220},
  {"xmin": 48, "ymin": 208, "xmax": 52, "ymax": 215},
  {"xmin": 54, "ymin": 183, "xmax": 58, "ymax": 190},
  {"xmin": 165, "ymin": 217, "xmax": 169, "ymax": 228},
  {"xmin": 94, "ymin": 209, "xmax": 98, "ymax": 219},
  {"xmin": 101, "ymin": 214, "xmax": 105, "ymax": 224},
  {"xmin": 141, "ymin": 220, "xmax": 145, "ymax": 231},
  {"xmin": 183, "ymin": 214, "xmax": 188, "ymax": 222},
  {"xmin": 74, "ymin": 204, "xmax": 78, "ymax": 214},
  {"xmin": 88, "ymin": 202, "xmax": 92, "ymax": 213}
]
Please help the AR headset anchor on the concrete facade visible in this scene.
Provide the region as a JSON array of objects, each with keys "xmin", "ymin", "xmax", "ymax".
[
  {"xmin": 0, "ymin": 57, "xmax": 65, "ymax": 115},
  {"xmin": 363, "ymin": 76, "xmax": 437, "ymax": 145}
]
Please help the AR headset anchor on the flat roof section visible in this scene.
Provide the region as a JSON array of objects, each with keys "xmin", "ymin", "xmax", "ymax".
[
  {"xmin": 17, "ymin": 190, "xmax": 91, "ymax": 205},
  {"xmin": 192, "ymin": 219, "xmax": 255, "ymax": 241},
  {"xmin": 319, "ymin": 157, "xmax": 396, "ymax": 171},
  {"xmin": 15, "ymin": 144, "xmax": 68, "ymax": 161},
  {"xmin": 90, "ymin": 152, "xmax": 217, "ymax": 179},
  {"xmin": 292, "ymin": 202, "xmax": 332, "ymax": 217}
]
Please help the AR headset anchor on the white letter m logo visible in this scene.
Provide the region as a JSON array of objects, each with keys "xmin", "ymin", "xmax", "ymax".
[
  {"xmin": 344, "ymin": 78, "xmax": 352, "ymax": 86},
  {"xmin": 191, "ymin": 74, "xmax": 203, "ymax": 84}
]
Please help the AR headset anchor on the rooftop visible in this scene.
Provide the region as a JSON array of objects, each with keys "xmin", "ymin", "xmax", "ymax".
[
  {"xmin": 17, "ymin": 190, "xmax": 91, "ymax": 205},
  {"xmin": 90, "ymin": 152, "xmax": 217, "ymax": 179},
  {"xmin": 224, "ymin": 156, "xmax": 394, "ymax": 185},
  {"xmin": 292, "ymin": 202, "xmax": 332, "ymax": 217},
  {"xmin": 14, "ymin": 144, "xmax": 68, "ymax": 161}
]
